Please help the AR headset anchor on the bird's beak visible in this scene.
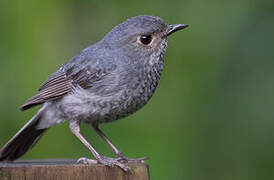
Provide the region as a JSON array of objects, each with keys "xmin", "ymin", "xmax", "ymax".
[{"xmin": 167, "ymin": 24, "xmax": 189, "ymax": 36}]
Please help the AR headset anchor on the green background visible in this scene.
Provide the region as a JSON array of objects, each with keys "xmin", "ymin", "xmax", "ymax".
[{"xmin": 0, "ymin": 0, "xmax": 273, "ymax": 179}]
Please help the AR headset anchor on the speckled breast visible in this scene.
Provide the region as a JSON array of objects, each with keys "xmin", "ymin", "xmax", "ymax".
[{"xmin": 99, "ymin": 59, "xmax": 164, "ymax": 124}]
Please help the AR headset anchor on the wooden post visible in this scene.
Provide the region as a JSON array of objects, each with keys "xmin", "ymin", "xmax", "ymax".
[{"xmin": 0, "ymin": 159, "xmax": 150, "ymax": 180}]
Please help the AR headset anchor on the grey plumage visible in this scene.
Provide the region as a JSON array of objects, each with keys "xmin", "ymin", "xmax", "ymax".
[{"xmin": 0, "ymin": 15, "xmax": 188, "ymax": 171}]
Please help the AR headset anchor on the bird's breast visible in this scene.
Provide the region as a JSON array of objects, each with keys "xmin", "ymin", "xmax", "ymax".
[
  {"xmin": 59, "ymin": 58, "xmax": 164, "ymax": 125},
  {"xmin": 106, "ymin": 59, "xmax": 164, "ymax": 121}
]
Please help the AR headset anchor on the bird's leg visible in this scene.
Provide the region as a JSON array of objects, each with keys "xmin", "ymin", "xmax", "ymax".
[
  {"xmin": 70, "ymin": 121, "xmax": 101, "ymax": 160},
  {"xmin": 92, "ymin": 125, "xmax": 148, "ymax": 164},
  {"xmin": 93, "ymin": 125, "xmax": 123, "ymax": 157},
  {"xmin": 69, "ymin": 121, "xmax": 132, "ymax": 172}
]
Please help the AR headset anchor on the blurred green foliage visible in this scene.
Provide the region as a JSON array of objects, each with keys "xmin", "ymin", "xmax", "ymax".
[{"xmin": 0, "ymin": 0, "xmax": 273, "ymax": 179}]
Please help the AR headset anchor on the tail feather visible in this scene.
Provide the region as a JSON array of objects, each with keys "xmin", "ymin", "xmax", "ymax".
[{"xmin": 0, "ymin": 108, "xmax": 48, "ymax": 161}]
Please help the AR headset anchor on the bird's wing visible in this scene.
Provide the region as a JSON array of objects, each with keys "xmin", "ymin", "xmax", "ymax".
[
  {"xmin": 20, "ymin": 58, "xmax": 111, "ymax": 111},
  {"xmin": 20, "ymin": 68, "xmax": 71, "ymax": 111}
]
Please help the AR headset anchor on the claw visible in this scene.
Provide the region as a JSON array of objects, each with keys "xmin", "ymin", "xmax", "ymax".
[
  {"xmin": 116, "ymin": 156, "xmax": 149, "ymax": 163},
  {"xmin": 98, "ymin": 156, "xmax": 133, "ymax": 173}
]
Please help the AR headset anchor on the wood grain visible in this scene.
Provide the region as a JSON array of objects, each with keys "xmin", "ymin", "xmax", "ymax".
[{"xmin": 0, "ymin": 159, "xmax": 150, "ymax": 180}]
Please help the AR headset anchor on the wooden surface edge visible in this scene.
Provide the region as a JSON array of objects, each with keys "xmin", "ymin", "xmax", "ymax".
[{"xmin": 0, "ymin": 159, "xmax": 150, "ymax": 180}]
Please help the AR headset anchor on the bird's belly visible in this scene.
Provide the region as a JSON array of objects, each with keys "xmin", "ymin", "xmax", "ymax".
[
  {"xmin": 59, "ymin": 85, "xmax": 156, "ymax": 125},
  {"xmin": 99, "ymin": 87, "xmax": 155, "ymax": 123}
]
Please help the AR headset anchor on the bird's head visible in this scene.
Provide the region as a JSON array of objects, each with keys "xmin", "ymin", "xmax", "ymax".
[{"xmin": 102, "ymin": 15, "xmax": 188, "ymax": 64}]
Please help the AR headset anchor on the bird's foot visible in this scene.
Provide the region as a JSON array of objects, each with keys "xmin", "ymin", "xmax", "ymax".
[
  {"xmin": 116, "ymin": 156, "xmax": 149, "ymax": 163},
  {"xmin": 98, "ymin": 156, "xmax": 133, "ymax": 173},
  {"xmin": 77, "ymin": 156, "xmax": 133, "ymax": 173}
]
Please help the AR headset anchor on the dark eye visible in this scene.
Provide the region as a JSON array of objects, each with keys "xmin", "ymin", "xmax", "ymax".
[{"xmin": 140, "ymin": 35, "xmax": 152, "ymax": 45}]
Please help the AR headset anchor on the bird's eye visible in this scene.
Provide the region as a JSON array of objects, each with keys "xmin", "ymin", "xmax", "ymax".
[{"xmin": 139, "ymin": 35, "xmax": 152, "ymax": 45}]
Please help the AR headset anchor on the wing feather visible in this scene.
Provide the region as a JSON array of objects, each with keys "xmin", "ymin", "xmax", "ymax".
[
  {"xmin": 20, "ymin": 69, "xmax": 72, "ymax": 111},
  {"xmin": 20, "ymin": 57, "xmax": 114, "ymax": 111}
]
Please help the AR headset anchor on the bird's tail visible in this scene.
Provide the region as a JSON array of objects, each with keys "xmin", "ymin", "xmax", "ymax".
[{"xmin": 0, "ymin": 107, "xmax": 48, "ymax": 161}]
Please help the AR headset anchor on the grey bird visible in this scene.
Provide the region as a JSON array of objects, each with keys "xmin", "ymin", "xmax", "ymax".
[{"xmin": 0, "ymin": 15, "xmax": 188, "ymax": 171}]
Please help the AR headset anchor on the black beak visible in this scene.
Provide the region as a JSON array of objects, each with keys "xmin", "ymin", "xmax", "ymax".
[{"xmin": 167, "ymin": 24, "xmax": 189, "ymax": 36}]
